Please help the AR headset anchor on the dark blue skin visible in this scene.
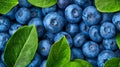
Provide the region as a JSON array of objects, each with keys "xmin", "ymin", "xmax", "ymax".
[
  {"xmin": 43, "ymin": 32, "xmax": 55, "ymax": 43},
  {"xmin": 18, "ymin": 0, "xmax": 31, "ymax": 7},
  {"xmin": 86, "ymin": 58, "xmax": 97, "ymax": 67},
  {"xmin": 65, "ymin": 4, "xmax": 82, "ymax": 23},
  {"xmin": 66, "ymin": 24, "xmax": 79, "ymax": 37},
  {"xmin": 57, "ymin": 0, "xmax": 72, "ymax": 9},
  {"xmin": 0, "ymin": 61, "xmax": 5, "ymax": 67},
  {"xmin": 73, "ymin": 0, "xmax": 87, "ymax": 7},
  {"xmin": 100, "ymin": 22, "xmax": 116, "ymax": 39},
  {"xmin": 101, "ymin": 13, "xmax": 114, "ymax": 23},
  {"xmin": 0, "ymin": 33, "xmax": 10, "ymax": 51},
  {"xmin": 71, "ymin": 48, "xmax": 84, "ymax": 60},
  {"xmin": 43, "ymin": 12, "xmax": 65, "ymax": 33},
  {"xmin": 82, "ymin": 41, "xmax": 100, "ymax": 58},
  {"xmin": 38, "ymin": 40, "xmax": 51, "ymax": 56},
  {"xmin": 73, "ymin": 33, "xmax": 86, "ymax": 47},
  {"xmin": 103, "ymin": 38, "xmax": 117, "ymax": 51},
  {"xmin": 5, "ymin": 6, "xmax": 18, "ymax": 20},
  {"xmin": 112, "ymin": 12, "xmax": 120, "ymax": 31},
  {"xmin": 28, "ymin": 53, "xmax": 41, "ymax": 67},
  {"xmin": 82, "ymin": 6, "xmax": 101, "ymax": 26},
  {"xmin": 79, "ymin": 21, "xmax": 90, "ymax": 36},
  {"xmin": 89, "ymin": 25, "xmax": 102, "ymax": 42},
  {"xmin": 9, "ymin": 23, "xmax": 22, "ymax": 35},
  {"xmin": 1, "ymin": 52, "xmax": 4, "ymax": 63},
  {"xmin": 29, "ymin": 18, "xmax": 44, "ymax": 37},
  {"xmin": 99, "ymin": 44, "xmax": 105, "ymax": 51},
  {"xmin": 42, "ymin": 5, "xmax": 56, "ymax": 16},
  {"xmin": 54, "ymin": 32, "xmax": 73, "ymax": 47},
  {"xmin": 115, "ymin": 50, "xmax": 120, "ymax": 58},
  {"xmin": 57, "ymin": 9, "xmax": 64, "ymax": 17},
  {"xmin": 15, "ymin": 7, "xmax": 31, "ymax": 24},
  {"xmin": 40, "ymin": 60, "xmax": 46, "ymax": 67},
  {"xmin": 0, "ymin": 16, "xmax": 10, "ymax": 32},
  {"xmin": 97, "ymin": 50, "xmax": 115, "ymax": 67},
  {"xmin": 30, "ymin": 7, "xmax": 42, "ymax": 18}
]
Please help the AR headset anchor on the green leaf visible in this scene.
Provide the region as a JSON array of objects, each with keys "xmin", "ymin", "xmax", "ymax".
[
  {"xmin": 46, "ymin": 36, "xmax": 70, "ymax": 67},
  {"xmin": 28, "ymin": 0, "xmax": 57, "ymax": 8},
  {"xmin": 104, "ymin": 58, "xmax": 120, "ymax": 67},
  {"xmin": 95, "ymin": 0, "xmax": 120, "ymax": 12},
  {"xmin": 4, "ymin": 25, "xmax": 38, "ymax": 67},
  {"xmin": 63, "ymin": 59, "xmax": 92, "ymax": 67},
  {"xmin": 116, "ymin": 33, "xmax": 120, "ymax": 49},
  {"xmin": 0, "ymin": 0, "xmax": 18, "ymax": 14}
]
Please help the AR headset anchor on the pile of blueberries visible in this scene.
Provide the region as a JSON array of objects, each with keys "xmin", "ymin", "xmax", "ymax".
[{"xmin": 0, "ymin": 0, "xmax": 120, "ymax": 67}]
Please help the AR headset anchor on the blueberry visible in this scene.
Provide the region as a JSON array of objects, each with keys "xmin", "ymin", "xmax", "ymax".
[
  {"xmin": 82, "ymin": 6, "xmax": 101, "ymax": 26},
  {"xmin": 5, "ymin": 6, "xmax": 18, "ymax": 20},
  {"xmin": 38, "ymin": 40, "xmax": 51, "ymax": 56},
  {"xmin": 29, "ymin": 18, "xmax": 44, "ymax": 37},
  {"xmin": 103, "ymin": 38, "xmax": 117, "ymax": 51},
  {"xmin": 99, "ymin": 44, "xmax": 105, "ymax": 51},
  {"xmin": 100, "ymin": 22, "xmax": 116, "ymax": 39},
  {"xmin": 66, "ymin": 24, "xmax": 79, "ymax": 37},
  {"xmin": 73, "ymin": 0, "xmax": 87, "ymax": 6},
  {"xmin": 57, "ymin": 9, "xmax": 64, "ymax": 17},
  {"xmin": 30, "ymin": 7, "xmax": 42, "ymax": 18},
  {"xmin": 40, "ymin": 60, "xmax": 46, "ymax": 67},
  {"xmin": 73, "ymin": 33, "xmax": 86, "ymax": 47},
  {"xmin": 0, "ymin": 16, "xmax": 10, "ymax": 32},
  {"xmin": 0, "ymin": 61, "xmax": 5, "ymax": 67},
  {"xmin": 82, "ymin": 41, "xmax": 100, "ymax": 58},
  {"xmin": 79, "ymin": 21, "xmax": 90, "ymax": 36},
  {"xmin": 71, "ymin": 48, "xmax": 84, "ymax": 60},
  {"xmin": 54, "ymin": 32, "xmax": 73, "ymax": 47},
  {"xmin": 43, "ymin": 12, "xmax": 65, "ymax": 33},
  {"xmin": 57, "ymin": 0, "xmax": 72, "ymax": 9},
  {"xmin": 97, "ymin": 50, "xmax": 115, "ymax": 67},
  {"xmin": 42, "ymin": 5, "xmax": 56, "ymax": 16},
  {"xmin": 86, "ymin": 58, "xmax": 97, "ymax": 67},
  {"xmin": 0, "ymin": 33, "xmax": 10, "ymax": 51},
  {"xmin": 65, "ymin": 4, "xmax": 82, "ymax": 23},
  {"xmin": 89, "ymin": 25, "xmax": 102, "ymax": 42},
  {"xmin": 43, "ymin": 32, "xmax": 55, "ymax": 43},
  {"xmin": 101, "ymin": 13, "xmax": 114, "ymax": 23},
  {"xmin": 15, "ymin": 7, "xmax": 31, "ymax": 24},
  {"xmin": 18, "ymin": 0, "xmax": 31, "ymax": 7},
  {"xmin": 115, "ymin": 50, "xmax": 120, "ymax": 58},
  {"xmin": 112, "ymin": 12, "xmax": 120, "ymax": 31},
  {"xmin": 28, "ymin": 53, "xmax": 41, "ymax": 67},
  {"xmin": 9, "ymin": 23, "xmax": 22, "ymax": 35},
  {"xmin": 1, "ymin": 53, "xmax": 4, "ymax": 63}
]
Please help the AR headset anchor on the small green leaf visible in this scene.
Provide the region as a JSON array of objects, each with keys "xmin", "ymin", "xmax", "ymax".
[
  {"xmin": 116, "ymin": 34, "xmax": 120, "ymax": 49},
  {"xmin": 28, "ymin": 0, "xmax": 57, "ymax": 8},
  {"xmin": 4, "ymin": 25, "xmax": 38, "ymax": 67},
  {"xmin": 95, "ymin": 0, "xmax": 120, "ymax": 12},
  {"xmin": 104, "ymin": 58, "xmax": 120, "ymax": 67},
  {"xmin": 0, "ymin": 0, "xmax": 18, "ymax": 14},
  {"xmin": 46, "ymin": 36, "xmax": 70, "ymax": 67},
  {"xmin": 63, "ymin": 59, "xmax": 92, "ymax": 67}
]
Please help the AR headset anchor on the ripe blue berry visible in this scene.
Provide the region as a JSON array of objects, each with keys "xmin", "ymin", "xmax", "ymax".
[
  {"xmin": 40, "ymin": 60, "xmax": 46, "ymax": 67},
  {"xmin": 0, "ymin": 33, "xmax": 10, "ymax": 51},
  {"xmin": 38, "ymin": 40, "xmax": 51, "ymax": 56},
  {"xmin": 103, "ymin": 38, "xmax": 117, "ymax": 50},
  {"xmin": 30, "ymin": 7, "xmax": 42, "ymax": 18},
  {"xmin": 89, "ymin": 25, "xmax": 102, "ymax": 42},
  {"xmin": 65, "ymin": 4, "xmax": 82, "ymax": 23},
  {"xmin": 82, "ymin": 41, "xmax": 100, "ymax": 58},
  {"xmin": 66, "ymin": 24, "xmax": 79, "ymax": 37},
  {"xmin": 15, "ymin": 7, "xmax": 31, "ymax": 24},
  {"xmin": 100, "ymin": 22, "xmax": 116, "ymax": 39},
  {"xmin": 73, "ymin": 33, "xmax": 86, "ymax": 47},
  {"xmin": 43, "ymin": 12, "xmax": 65, "ymax": 33},
  {"xmin": 18, "ymin": 0, "xmax": 31, "ymax": 7},
  {"xmin": 112, "ymin": 12, "xmax": 120, "ymax": 31},
  {"xmin": 82, "ymin": 6, "xmax": 101, "ymax": 26}
]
